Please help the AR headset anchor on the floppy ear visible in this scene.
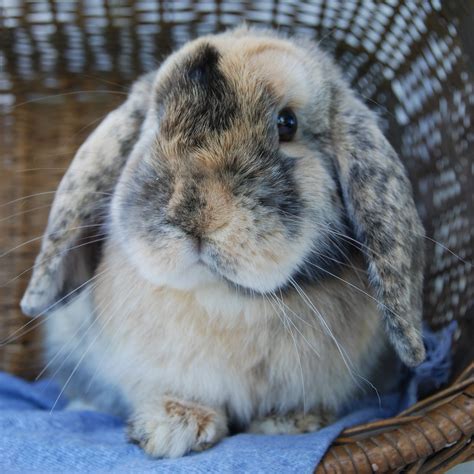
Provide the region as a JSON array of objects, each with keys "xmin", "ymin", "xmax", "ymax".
[
  {"xmin": 21, "ymin": 73, "xmax": 155, "ymax": 317},
  {"xmin": 334, "ymin": 96, "xmax": 426, "ymax": 367}
]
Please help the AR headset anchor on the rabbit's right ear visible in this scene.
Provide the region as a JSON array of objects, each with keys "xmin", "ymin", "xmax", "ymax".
[
  {"xmin": 21, "ymin": 73, "xmax": 155, "ymax": 317},
  {"xmin": 330, "ymin": 90, "xmax": 426, "ymax": 367}
]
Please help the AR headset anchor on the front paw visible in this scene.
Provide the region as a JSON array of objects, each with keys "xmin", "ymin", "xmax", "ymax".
[{"xmin": 128, "ymin": 397, "xmax": 228, "ymax": 458}]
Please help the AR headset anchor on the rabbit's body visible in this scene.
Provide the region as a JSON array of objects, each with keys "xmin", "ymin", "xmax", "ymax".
[
  {"xmin": 24, "ymin": 27, "xmax": 425, "ymax": 458},
  {"xmin": 47, "ymin": 238, "xmax": 387, "ymax": 420},
  {"xmin": 46, "ymin": 238, "xmax": 392, "ymax": 455}
]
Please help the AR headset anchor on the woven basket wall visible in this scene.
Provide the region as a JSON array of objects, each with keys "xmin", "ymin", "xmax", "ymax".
[{"xmin": 0, "ymin": 1, "xmax": 473, "ymax": 472}]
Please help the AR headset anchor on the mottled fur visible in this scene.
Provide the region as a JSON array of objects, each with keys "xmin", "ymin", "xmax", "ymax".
[{"xmin": 22, "ymin": 26, "xmax": 425, "ymax": 458}]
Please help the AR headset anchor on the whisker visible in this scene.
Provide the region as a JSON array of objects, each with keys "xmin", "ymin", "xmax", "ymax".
[
  {"xmin": 10, "ymin": 90, "xmax": 128, "ymax": 111},
  {"xmin": 306, "ymin": 243, "xmax": 367, "ymax": 277},
  {"xmin": 356, "ymin": 91, "xmax": 396, "ymax": 119},
  {"xmin": 270, "ymin": 292, "xmax": 322, "ymax": 354},
  {"xmin": 315, "ymin": 27, "xmax": 337, "ymax": 47},
  {"xmin": 266, "ymin": 282, "xmax": 319, "ymax": 333},
  {"xmin": 0, "ymin": 224, "xmax": 105, "ymax": 259},
  {"xmin": 35, "ymin": 276, "xmax": 106, "ymax": 381},
  {"xmin": 0, "ymin": 190, "xmax": 114, "ymax": 209},
  {"xmin": 289, "ymin": 277, "xmax": 381, "ymax": 403},
  {"xmin": 0, "ymin": 267, "xmax": 111, "ymax": 346},
  {"xmin": 323, "ymin": 233, "xmax": 367, "ymax": 285},
  {"xmin": 278, "ymin": 209, "xmax": 472, "ymax": 268},
  {"xmin": 49, "ymin": 279, "xmax": 137, "ymax": 414},
  {"xmin": 265, "ymin": 292, "xmax": 307, "ymax": 414},
  {"xmin": 44, "ymin": 270, "xmax": 115, "ymax": 383},
  {"xmin": 290, "ymin": 279, "xmax": 357, "ymax": 372},
  {"xmin": 299, "ymin": 256, "xmax": 422, "ymax": 340},
  {"xmin": 5, "ymin": 148, "xmax": 120, "ymax": 164},
  {"xmin": 0, "ymin": 204, "xmax": 54, "ymax": 224},
  {"xmin": 1, "ymin": 233, "xmax": 110, "ymax": 288},
  {"xmin": 73, "ymin": 111, "xmax": 111, "ymax": 137},
  {"xmin": 84, "ymin": 284, "xmax": 137, "ymax": 394},
  {"xmin": 422, "ymin": 234, "xmax": 472, "ymax": 268},
  {"xmin": 9, "ymin": 167, "xmax": 69, "ymax": 174},
  {"xmin": 81, "ymin": 74, "xmax": 128, "ymax": 91}
]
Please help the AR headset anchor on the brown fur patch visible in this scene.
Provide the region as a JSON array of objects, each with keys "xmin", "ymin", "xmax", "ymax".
[{"xmin": 164, "ymin": 398, "xmax": 215, "ymax": 438}]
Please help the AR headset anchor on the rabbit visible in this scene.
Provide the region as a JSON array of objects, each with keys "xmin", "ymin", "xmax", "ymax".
[{"xmin": 21, "ymin": 26, "xmax": 426, "ymax": 458}]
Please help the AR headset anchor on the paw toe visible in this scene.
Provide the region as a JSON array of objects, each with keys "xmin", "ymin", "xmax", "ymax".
[{"xmin": 128, "ymin": 399, "xmax": 227, "ymax": 458}]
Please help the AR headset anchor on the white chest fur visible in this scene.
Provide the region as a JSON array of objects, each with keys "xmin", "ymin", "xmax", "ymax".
[{"xmin": 46, "ymin": 240, "xmax": 388, "ymax": 425}]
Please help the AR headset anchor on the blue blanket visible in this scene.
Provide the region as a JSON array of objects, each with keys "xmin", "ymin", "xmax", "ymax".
[{"xmin": 0, "ymin": 323, "xmax": 455, "ymax": 473}]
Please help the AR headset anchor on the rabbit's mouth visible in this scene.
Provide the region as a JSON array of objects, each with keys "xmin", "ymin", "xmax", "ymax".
[{"xmin": 197, "ymin": 243, "xmax": 296, "ymax": 297}]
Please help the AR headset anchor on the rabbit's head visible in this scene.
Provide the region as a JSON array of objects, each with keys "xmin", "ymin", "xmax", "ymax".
[{"xmin": 22, "ymin": 27, "xmax": 426, "ymax": 366}]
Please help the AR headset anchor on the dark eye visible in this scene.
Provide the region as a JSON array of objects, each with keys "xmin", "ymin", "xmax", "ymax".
[{"xmin": 277, "ymin": 108, "xmax": 298, "ymax": 142}]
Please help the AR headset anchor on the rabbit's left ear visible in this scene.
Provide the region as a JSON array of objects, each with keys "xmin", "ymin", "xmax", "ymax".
[
  {"xmin": 20, "ymin": 73, "xmax": 155, "ymax": 317},
  {"xmin": 334, "ymin": 99, "xmax": 426, "ymax": 367}
]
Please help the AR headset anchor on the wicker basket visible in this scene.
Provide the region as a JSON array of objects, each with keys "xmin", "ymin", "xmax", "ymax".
[{"xmin": 0, "ymin": 1, "xmax": 473, "ymax": 472}]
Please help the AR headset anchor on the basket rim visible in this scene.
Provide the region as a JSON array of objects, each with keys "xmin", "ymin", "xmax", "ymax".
[{"xmin": 317, "ymin": 363, "xmax": 474, "ymax": 472}]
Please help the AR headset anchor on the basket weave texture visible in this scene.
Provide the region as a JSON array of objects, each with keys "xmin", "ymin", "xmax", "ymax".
[{"xmin": 0, "ymin": 1, "xmax": 473, "ymax": 472}]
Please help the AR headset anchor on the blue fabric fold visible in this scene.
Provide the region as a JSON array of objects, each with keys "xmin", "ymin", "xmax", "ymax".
[{"xmin": 0, "ymin": 322, "xmax": 456, "ymax": 473}]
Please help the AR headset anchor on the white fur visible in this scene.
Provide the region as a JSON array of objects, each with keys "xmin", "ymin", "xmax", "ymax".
[{"xmin": 47, "ymin": 237, "xmax": 388, "ymax": 449}]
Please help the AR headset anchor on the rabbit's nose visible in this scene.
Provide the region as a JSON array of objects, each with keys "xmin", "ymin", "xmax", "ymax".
[
  {"xmin": 167, "ymin": 176, "xmax": 201, "ymax": 228},
  {"xmin": 167, "ymin": 176, "xmax": 231, "ymax": 238},
  {"xmin": 167, "ymin": 205, "xmax": 203, "ymax": 242}
]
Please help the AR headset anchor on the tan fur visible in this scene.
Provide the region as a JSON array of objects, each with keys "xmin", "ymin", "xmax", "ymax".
[
  {"xmin": 163, "ymin": 399, "xmax": 215, "ymax": 439},
  {"xmin": 55, "ymin": 238, "xmax": 385, "ymax": 409}
]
